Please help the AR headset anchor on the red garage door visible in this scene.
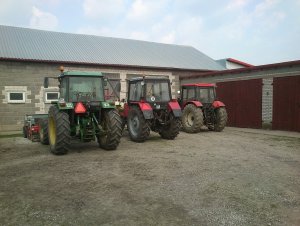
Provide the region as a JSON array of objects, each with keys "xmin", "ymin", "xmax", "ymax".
[
  {"xmin": 273, "ymin": 76, "xmax": 300, "ymax": 132},
  {"xmin": 216, "ymin": 79, "xmax": 262, "ymax": 128}
]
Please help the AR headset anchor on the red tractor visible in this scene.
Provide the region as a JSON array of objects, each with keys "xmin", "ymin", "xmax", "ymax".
[
  {"xmin": 179, "ymin": 83, "xmax": 227, "ymax": 133},
  {"xmin": 22, "ymin": 114, "xmax": 48, "ymax": 141},
  {"xmin": 119, "ymin": 76, "xmax": 182, "ymax": 142}
]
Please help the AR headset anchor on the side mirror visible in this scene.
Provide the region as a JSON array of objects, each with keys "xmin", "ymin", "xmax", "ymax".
[{"xmin": 44, "ymin": 77, "xmax": 49, "ymax": 88}]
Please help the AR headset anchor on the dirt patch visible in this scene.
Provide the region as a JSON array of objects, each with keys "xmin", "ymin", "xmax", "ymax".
[{"xmin": 0, "ymin": 128, "xmax": 299, "ymax": 225}]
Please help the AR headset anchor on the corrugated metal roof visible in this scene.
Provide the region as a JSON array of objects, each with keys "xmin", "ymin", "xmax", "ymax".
[{"xmin": 0, "ymin": 25, "xmax": 224, "ymax": 71}]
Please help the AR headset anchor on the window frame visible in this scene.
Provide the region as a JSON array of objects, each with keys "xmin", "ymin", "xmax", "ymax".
[
  {"xmin": 7, "ymin": 91, "xmax": 26, "ymax": 103},
  {"xmin": 45, "ymin": 91, "xmax": 60, "ymax": 103}
]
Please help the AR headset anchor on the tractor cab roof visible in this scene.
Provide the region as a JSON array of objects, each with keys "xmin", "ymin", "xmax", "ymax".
[
  {"xmin": 59, "ymin": 71, "xmax": 103, "ymax": 77},
  {"xmin": 182, "ymin": 83, "xmax": 216, "ymax": 88},
  {"xmin": 128, "ymin": 76, "xmax": 170, "ymax": 82}
]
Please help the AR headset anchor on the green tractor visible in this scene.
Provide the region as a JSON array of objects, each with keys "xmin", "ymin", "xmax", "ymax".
[{"xmin": 40, "ymin": 71, "xmax": 123, "ymax": 155}]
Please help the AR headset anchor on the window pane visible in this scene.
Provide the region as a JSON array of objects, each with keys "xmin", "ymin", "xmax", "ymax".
[
  {"xmin": 182, "ymin": 88, "xmax": 188, "ymax": 101},
  {"xmin": 9, "ymin": 93, "xmax": 23, "ymax": 100},
  {"xmin": 129, "ymin": 82, "xmax": 142, "ymax": 101},
  {"xmin": 187, "ymin": 88, "xmax": 195, "ymax": 99},
  {"xmin": 69, "ymin": 77, "xmax": 104, "ymax": 102},
  {"xmin": 47, "ymin": 93, "xmax": 59, "ymax": 100},
  {"xmin": 199, "ymin": 88, "xmax": 215, "ymax": 103},
  {"xmin": 146, "ymin": 81, "xmax": 170, "ymax": 102}
]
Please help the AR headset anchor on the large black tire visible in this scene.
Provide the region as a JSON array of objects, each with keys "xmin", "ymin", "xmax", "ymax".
[
  {"xmin": 159, "ymin": 115, "xmax": 180, "ymax": 140},
  {"xmin": 39, "ymin": 119, "xmax": 49, "ymax": 145},
  {"xmin": 23, "ymin": 126, "xmax": 27, "ymax": 138},
  {"xmin": 48, "ymin": 106, "xmax": 70, "ymax": 155},
  {"xmin": 127, "ymin": 106, "xmax": 150, "ymax": 142},
  {"xmin": 182, "ymin": 104, "xmax": 203, "ymax": 133},
  {"xmin": 98, "ymin": 110, "xmax": 122, "ymax": 150},
  {"xmin": 214, "ymin": 107, "xmax": 228, "ymax": 132}
]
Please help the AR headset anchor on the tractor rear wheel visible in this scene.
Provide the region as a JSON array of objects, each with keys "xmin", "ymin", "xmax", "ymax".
[
  {"xmin": 213, "ymin": 107, "xmax": 227, "ymax": 132},
  {"xmin": 48, "ymin": 106, "xmax": 70, "ymax": 155},
  {"xmin": 182, "ymin": 104, "xmax": 203, "ymax": 133},
  {"xmin": 39, "ymin": 119, "xmax": 49, "ymax": 145},
  {"xmin": 127, "ymin": 106, "xmax": 150, "ymax": 142},
  {"xmin": 23, "ymin": 127, "xmax": 27, "ymax": 138},
  {"xmin": 98, "ymin": 110, "xmax": 122, "ymax": 150},
  {"xmin": 159, "ymin": 115, "xmax": 180, "ymax": 139}
]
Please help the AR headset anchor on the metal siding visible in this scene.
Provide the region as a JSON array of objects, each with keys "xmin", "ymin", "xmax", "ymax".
[
  {"xmin": 273, "ymin": 76, "xmax": 300, "ymax": 132},
  {"xmin": 216, "ymin": 79, "xmax": 262, "ymax": 128},
  {"xmin": 0, "ymin": 25, "xmax": 225, "ymax": 71}
]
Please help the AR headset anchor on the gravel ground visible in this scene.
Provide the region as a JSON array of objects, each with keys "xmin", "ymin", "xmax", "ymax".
[{"xmin": 0, "ymin": 127, "xmax": 299, "ymax": 226}]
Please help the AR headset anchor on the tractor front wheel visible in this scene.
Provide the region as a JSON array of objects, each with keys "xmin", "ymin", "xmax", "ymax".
[
  {"xmin": 213, "ymin": 107, "xmax": 227, "ymax": 132},
  {"xmin": 159, "ymin": 115, "xmax": 180, "ymax": 139},
  {"xmin": 127, "ymin": 106, "xmax": 150, "ymax": 142},
  {"xmin": 182, "ymin": 104, "xmax": 203, "ymax": 133},
  {"xmin": 48, "ymin": 106, "xmax": 70, "ymax": 155},
  {"xmin": 39, "ymin": 118, "xmax": 49, "ymax": 145},
  {"xmin": 98, "ymin": 110, "xmax": 122, "ymax": 150}
]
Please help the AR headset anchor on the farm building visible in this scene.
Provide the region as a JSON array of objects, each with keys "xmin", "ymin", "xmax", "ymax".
[
  {"xmin": 181, "ymin": 60, "xmax": 300, "ymax": 132},
  {"xmin": 1, "ymin": 25, "xmax": 299, "ymax": 134},
  {"xmin": 0, "ymin": 25, "xmax": 224, "ymax": 134}
]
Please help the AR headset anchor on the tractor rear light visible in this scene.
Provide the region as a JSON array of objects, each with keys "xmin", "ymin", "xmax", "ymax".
[
  {"xmin": 58, "ymin": 98, "xmax": 66, "ymax": 107},
  {"xmin": 75, "ymin": 102, "xmax": 86, "ymax": 114}
]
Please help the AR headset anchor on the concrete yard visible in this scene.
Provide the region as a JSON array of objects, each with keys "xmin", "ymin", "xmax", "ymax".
[{"xmin": 0, "ymin": 127, "xmax": 299, "ymax": 225}]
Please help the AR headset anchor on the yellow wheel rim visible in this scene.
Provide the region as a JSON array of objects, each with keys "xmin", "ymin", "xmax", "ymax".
[{"xmin": 49, "ymin": 117, "xmax": 56, "ymax": 145}]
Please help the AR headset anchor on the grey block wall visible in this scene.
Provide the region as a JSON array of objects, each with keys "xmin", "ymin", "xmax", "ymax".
[
  {"xmin": 0, "ymin": 61, "xmax": 60, "ymax": 133},
  {"xmin": 0, "ymin": 61, "xmax": 179, "ymax": 134},
  {"xmin": 262, "ymin": 78, "xmax": 273, "ymax": 128}
]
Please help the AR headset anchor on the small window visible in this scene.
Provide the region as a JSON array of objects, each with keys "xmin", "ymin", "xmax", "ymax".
[
  {"xmin": 8, "ymin": 92, "xmax": 25, "ymax": 103},
  {"xmin": 45, "ymin": 92, "xmax": 59, "ymax": 103}
]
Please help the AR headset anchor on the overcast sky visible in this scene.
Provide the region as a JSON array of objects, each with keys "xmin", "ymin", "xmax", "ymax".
[{"xmin": 1, "ymin": 0, "xmax": 299, "ymax": 65}]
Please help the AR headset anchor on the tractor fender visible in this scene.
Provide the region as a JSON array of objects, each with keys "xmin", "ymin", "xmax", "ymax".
[
  {"xmin": 168, "ymin": 101, "xmax": 182, "ymax": 117},
  {"xmin": 184, "ymin": 100, "xmax": 203, "ymax": 108},
  {"xmin": 138, "ymin": 102, "xmax": 154, "ymax": 119},
  {"xmin": 212, "ymin": 101, "xmax": 225, "ymax": 108}
]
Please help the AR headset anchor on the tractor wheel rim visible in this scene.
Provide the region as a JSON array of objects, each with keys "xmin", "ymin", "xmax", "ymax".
[
  {"xmin": 187, "ymin": 112, "xmax": 194, "ymax": 126},
  {"xmin": 49, "ymin": 117, "xmax": 56, "ymax": 146},
  {"xmin": 129, "ymin": 115, "xmax": 139, "ymax": 136}
]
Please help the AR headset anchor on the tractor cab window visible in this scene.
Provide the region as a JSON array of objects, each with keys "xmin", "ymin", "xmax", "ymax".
[
  {"xmin": 145, "ymin": 80, "xmax": 170, "ymax": 102},
  {"xmin": 129, "ymin": 81, "xmax": 143, "ymax": 101},
  {"xmin": 60, "ymin": 78, "xmax": 67, "ymax": 100},
  {"xmin": 182, "ymin": 87, "xmax": 195, "ymax": 101},
  {"xmin": 69, "ymin": 76, "xmax": 104, "ymax": 102},
  {"xmin": 198, "ymin": 87, "xmax": 215, "ymax": 103}
]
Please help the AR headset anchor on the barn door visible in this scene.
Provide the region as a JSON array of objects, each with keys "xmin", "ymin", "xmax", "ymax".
[
  {"xmin": 273, "ymin": 76, "xmax": 300, "ymax": 132},
  {"xmin": 216, "ymin": 79, "xmax": 262, "ymax": 128}
]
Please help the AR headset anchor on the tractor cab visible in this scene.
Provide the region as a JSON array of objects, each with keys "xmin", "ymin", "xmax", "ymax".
[
  {"xmin": 45, "ymin": 71, "xmax": 106, "ymax": 104},
  {"xmin": 180, "ymin": 83, "xmax": 216, "ymax": 106},
  {"xmin": 127, "ymin": 76, "xmax": 172, "ymax": 109}
]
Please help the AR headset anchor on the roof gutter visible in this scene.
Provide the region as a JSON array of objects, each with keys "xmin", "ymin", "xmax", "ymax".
[
  {"xmin": 180, "ymin": 60, "xmax": 300, "ymax": 80},
  {"xmin": 0, "ymin": 57, "xmax": 215, "ymax": 73}
]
